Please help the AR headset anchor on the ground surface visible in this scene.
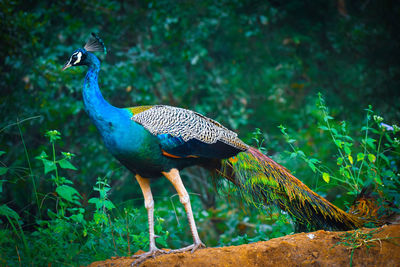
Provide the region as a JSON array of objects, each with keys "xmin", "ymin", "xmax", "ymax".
[{"xmin": 88, "ymin": 224, "xmax": 400, "ymax": 267}]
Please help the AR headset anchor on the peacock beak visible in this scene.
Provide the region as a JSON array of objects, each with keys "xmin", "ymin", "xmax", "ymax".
[{"xmin": 62, "ymin": 62, "xmax": 72, "ymax": 71}]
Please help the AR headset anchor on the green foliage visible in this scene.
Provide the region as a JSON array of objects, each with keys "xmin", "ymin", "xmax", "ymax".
[
  {"xmin": 280, "ymin": 94, "xmax": 400, "ymax": 215},
  {"xmin": 89, "ymin": 177, "xmax": 116, "ymax": 211},
  {"xmin": 251, "ymin": 128, "xmax": 267, "ymax": 154},
  {"xmin": 0, "ymin": 131, "xmax": 157, "ymax": 265}
]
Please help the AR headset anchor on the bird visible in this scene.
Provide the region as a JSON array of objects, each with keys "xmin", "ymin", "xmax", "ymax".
[{"xmin": 63, "ymin": 34, "xmax": 365, "ymax": 264}]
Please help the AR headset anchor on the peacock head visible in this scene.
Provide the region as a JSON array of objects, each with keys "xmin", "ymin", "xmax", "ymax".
[{"xmin": 62, "ymin": 33, "xmax": 107, "ymax": 71}]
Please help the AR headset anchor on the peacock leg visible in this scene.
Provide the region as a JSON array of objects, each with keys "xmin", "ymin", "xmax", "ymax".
[
  {"xmin": 132, "ymin": 175, "xmax": 167, "ymax": 265},
  {"xmin": 162, "ymin": 168, "xmax": 206, "ymax": 253}
]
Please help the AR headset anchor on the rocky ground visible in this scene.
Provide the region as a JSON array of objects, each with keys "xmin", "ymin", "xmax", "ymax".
[{"xmin": 88, "ymin": 223, "xmax": 400, "ymax": 267}]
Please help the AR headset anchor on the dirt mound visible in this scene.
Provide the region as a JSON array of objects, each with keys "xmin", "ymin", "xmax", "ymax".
[{"xmin": 87, "ymin": 224, "xmax": 400, "ymax": 267}]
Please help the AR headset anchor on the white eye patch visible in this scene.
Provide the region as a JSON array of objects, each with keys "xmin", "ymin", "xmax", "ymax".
[{"xmin": 73, "ymin": 52, "xmax": 82, "ymax": 65}]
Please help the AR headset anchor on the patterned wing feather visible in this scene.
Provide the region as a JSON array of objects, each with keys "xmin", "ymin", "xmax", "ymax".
[{"xmin": 131, "ymin": 105, "xmax": 248, "ymax": 156}]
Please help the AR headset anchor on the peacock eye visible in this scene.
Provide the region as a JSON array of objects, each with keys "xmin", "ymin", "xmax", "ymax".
[{"xmin": 72, "ymin": 52, "xmax": 82, "ymax": 65}]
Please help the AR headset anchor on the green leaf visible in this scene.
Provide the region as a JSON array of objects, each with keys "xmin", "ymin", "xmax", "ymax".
[
  {"xmin": 155, "ymin": 224, "xmax": 162, "ymax": 233},
  {"xmin": 35, "ymin": 150, "xmax": 48, "ymax": 160},
  {"xmin": 297, "ymin": 150, "xmax": 305, "ymax": 157},
  {"xmin": 334, "ymin": 140, "xmax": 342, "ymax": 148},
  {"xmin": 344, "ymin": 145, "xmax": 351, "ymax": 155},
  {"xmin": 308, "ymin": 161, "xmax": 316, "ymax": 173},
  {"xmin": 322, "ymin": 172, "xmax": 330, "ymax": 183},
  {"xmin": 309, "ymin": 158, "xmax": 320, "ymax": 164},
  {"xmin": 70, "ymin": 213, "xmax": 84, "ymax": 224},
  {"xmin": 0, "ymin": 180, "xmax": 5, "ymax": 193},
  {"xmin": 383, "ymin": 169, "xmax": 394, "ymax": 177},
  {"xmin": 93, "ymin": 212, "xmax": 107, "ymax": 224},
  {"xmin": 88, "ymin": 198, "xmax": 99, "ymax": 204},
  {"xmin": 379, "ymin": 154, "xmax": 390, "ymax": 165},
  {"xmin": 356, "ymin": 153, "xmax": 364, "ymax": 162},
  {"xmin": 58, "ymin": 159, "xmax": 77, "ymax": 170},
  {"xmin": 323, "ymin": 115, "xmax": 334, "ymax": 122},
  {"xmin": 343, "ymin": 136, "xmax": 354, "ymax": 142},
  {"xmin": 0, "ymin": 167, "xmax": 8, "ymax": 175},
  {"xmin": 364, "ymin": 138, "xmax": 376, "ymax": 149},
  {"xmin": 0, "ymin": 151, "xmax": 5, "ymax": 156},
  {"xmin": 104, "ymin": 200, "xmax": 116, "ymax": 210},
  {"xmin": 348, "ymin": 155, "xmax": 353, "ymax": 165},
  {"xmin": 337, "ymin": 157, "xmax": 343, "ymax": 165},
  {"xmin": 42, "ymin": 159, "xmax": 56, "ymax": 174},
  {"xmin": 374, "ymin": 176, "xmax": 383, "ymax": 185},
  {"xmin": 0, "ymin": 204, "xmax": 20, "ymax": 220},
  {"xmin": 368, "ymin": 154, "xmax": 376, "ymax": 163},
  {"xmin": 56, "ymin": 185, "xmax": 81, "ymax": 203},
  {"xmin": 318, "ymin": 125, "xmax": 328, "ymax": 131}
]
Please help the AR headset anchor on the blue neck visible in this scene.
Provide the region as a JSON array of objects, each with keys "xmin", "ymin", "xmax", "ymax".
[{"xmin": 82, "ymin": 53, "xmax": 117, "ymax": 133}]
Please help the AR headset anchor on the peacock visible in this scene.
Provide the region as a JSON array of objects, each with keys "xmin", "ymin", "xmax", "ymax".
[{"xmin": 62, "ymin": 34, "xmax": 365, "ymax": 264}]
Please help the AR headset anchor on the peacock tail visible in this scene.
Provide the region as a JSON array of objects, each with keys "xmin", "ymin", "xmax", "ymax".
[
  {"xmin": 131, "ymin": 106, "xmax": 366, "ymax": 231},
  {"xmin": 220, "ymin": 147, "xmax": 365, "ymax": 231}
]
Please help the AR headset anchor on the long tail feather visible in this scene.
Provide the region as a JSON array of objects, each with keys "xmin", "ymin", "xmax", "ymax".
[{"xmin": 221, "ymin": 147, "xmax": 365, "ymax": 231}]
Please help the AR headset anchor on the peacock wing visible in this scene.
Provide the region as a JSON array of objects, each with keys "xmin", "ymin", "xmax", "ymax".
[{"xmin": 130, "ymin": 105, "xmax": 248, "ymax": 159}]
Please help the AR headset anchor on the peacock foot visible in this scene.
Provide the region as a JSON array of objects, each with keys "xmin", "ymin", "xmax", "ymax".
[
  {"xmin": 169, "ymin": 241, "xmax": 206, "ymax": 254},
  {"xmin": 131, "ymin": 248, "xmax": 169, "ymax": 266}
]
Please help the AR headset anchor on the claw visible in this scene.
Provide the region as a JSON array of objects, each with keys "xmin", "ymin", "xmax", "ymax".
[
  {"xmin": 131, "ymin": 248, "xmax": 168, "ymax": 266},
  {"xmin": 191, "ymin": 241, "xmax": 206, "ymax": 253},
  {"xmin": 131, "ymin": 242, "xmax": 206, "ymax": 266},
  {"xmin": 168, "ymin": 241, "xmax": 206, "ymax": 254}
]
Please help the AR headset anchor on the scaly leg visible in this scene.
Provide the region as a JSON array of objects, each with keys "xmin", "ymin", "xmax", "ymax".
[
  {"xmin": 162, "ymin": 168, "xmax": 205, "ymax": 253},
  {"xmin": 132, "ymin": 175, "xmax": 167, "ymax": 266}
]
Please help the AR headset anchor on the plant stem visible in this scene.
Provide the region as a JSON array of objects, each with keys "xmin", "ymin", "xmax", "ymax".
[
  {"xmin": 357, "ymin": 109, "xmax": 371, "ymax": 183},
  {"xmin": 126, "ymin": 210, "xmax": 131, "ymax": 256},
  {"xmin": 376, "ymin": 132, "xmax": 384, "ymax": 170},
  {"xmin": 15, "ymin": 245, "xmax": 21, "ymax": 267},
  {"xmin": 17, "ymin": 121, "xmax": 40, "ymax": 214},
  {"xmin": 52, "ymin": 142, "xmax": 59, "ymax": 184},
  {"xmin": 108, "ymin": 213, "xmax": 118, "ymax": 255},
  {"xmin": 6, "ymin": 215, "xmax": 30, "ymax": 261}
]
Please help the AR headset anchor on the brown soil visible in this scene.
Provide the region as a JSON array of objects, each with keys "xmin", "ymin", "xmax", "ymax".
[{"xmin": 87, "ymin": 224, "xmax": 400, "ymax": 267}]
